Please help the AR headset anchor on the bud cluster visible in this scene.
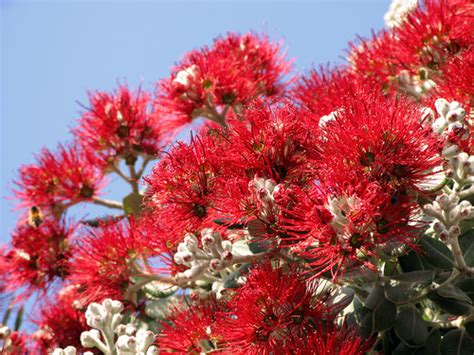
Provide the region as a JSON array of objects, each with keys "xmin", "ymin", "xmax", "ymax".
[
  {"xmin": 249, "ymin": 177, "xmax": 281, "ymax": 223},
  {"xmin": 423, "ymin": 194, "xmax": 474, "ymax": 241},
  {"xmin": 174, "ymin": 229, "xmax": 253, "ymax": 298},
  {"xmin": 55, "ymin": 299, "xmax": 160, "ymax": 355}
]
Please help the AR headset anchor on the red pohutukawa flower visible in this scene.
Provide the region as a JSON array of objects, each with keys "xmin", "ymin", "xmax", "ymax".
[
  {"xmin": 3, "ymin": 218, "xmax": 74, "ymax": 296},
  {"xmin": 349, "ymin": 0, "xmax": 472, "ymax": 96},
  {"xmin": 429, "ymin": 45, "xmax": 474, "ymax": 110},
  {"xmin": 34, "ymin": 285, "xmax": 89, "ymax": 352},
  {"xmin": 391, "ymin": 0, "xmax": 472, "ymax": 70},
  {"xmin": 158, "ymin": 300, "xmax": 222, "ymax": 353},
  {"xmin": 68, "ymin": 219, "xmax": 150, "ymax": 303},
  {"xmin": 154, "ymin": 32, "xmax": 291, "ymax": 131},
  {"xmin": 314, "ymin": 87, "xmax": 442, "ymax": 193},
  {"xmin": 209, "ymin": 102, "xmax": 317, "ymax": 240},
  {"xmin": 144, "ymin": 134, "xmax": 223, "ymax": 248},
  {"xmin": 14, "ymin": 144, "xmax": 105, "ymax": 213},
  {"xmin": 74, "ymin": 85, "xmax": 165, "ymax": 168},
  {"xmin": 304, "ymin": 323, "xmax": 373, "ymax": 355},
  {"xmin": 291, "ymin": 181, "xmax": 419, "ymax": 278},
  {"xmin": 217, "ymin": 265, "xmax": 337, "ymax": 354}
]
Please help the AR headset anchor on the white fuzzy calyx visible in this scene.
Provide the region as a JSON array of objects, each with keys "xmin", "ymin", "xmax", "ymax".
[
  {"xmin": 77, "ymin": 299, "xmax": 158, "ymax": 354},
  {"xmin": 51, "ymin": 346, "xmax": 93, "ymax": 355},
  {"xmin": 173, "ymin": 64, "xmax": 198, "ymax": 87},
  {"xmin": 173, "ymin": 229, "xmax": 252, "ymax": 299},
  {"xmin": 384, "ymin": 0, "xmax": 418, "ymax": 28},
  {"xmin": 115, "ymin": 329, "xmax": 158, "ymax": 355},
  {"xmin": 423, "ymin": 194, "xmax": 474, "ymax": 240},
  {"xmin": 431, "ymin": 99, "xmax": 469, "ymax": 139},
  {"xmin": 327, "ymin": 195, "xmax": 362, "ymax": 236}
]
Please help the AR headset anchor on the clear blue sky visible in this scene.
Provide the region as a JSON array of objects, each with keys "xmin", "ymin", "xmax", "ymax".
[{"xmin": 1, "ymin": 0, "xmax": 390, "ymax": 244}]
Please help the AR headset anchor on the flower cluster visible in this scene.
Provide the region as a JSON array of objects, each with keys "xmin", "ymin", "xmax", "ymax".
[
  {"xmin": 154, "ymin": 32, "xmax": 291, "ymax": 129},
  {"xmin": 1, "ymin": 1, "xmax": 473, "ymax": 354}
]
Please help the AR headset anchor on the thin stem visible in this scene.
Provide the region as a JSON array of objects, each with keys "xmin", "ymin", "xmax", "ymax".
[
  {"xmin": 136, "ymin": 157, "xmax": 152, "ymax": 180},
  {"xmin": 459, "ymin": 184, "xmax": 474, "ymax": 199},
  {"xmin": 128, "ymin": 164, "xmax": 139, "ymax": 194},
  {"xmin": 448, "ymin": 235, "xmax": 474, "ymax": 277},
  {"xmin": 92, "ymin": 197, "xmax": 123, "ymax": 210},
  {"xmin": 427, "ymin": 177, "xmax": 449, "ymax": 193}
]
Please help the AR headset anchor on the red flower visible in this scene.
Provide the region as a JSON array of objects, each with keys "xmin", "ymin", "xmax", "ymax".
[
  {"xmin": 293, "ymin": 181, "xmax": 420, "ymax": 279},
  {"xmin": 392, "ymin": 0, "xmax": 472, "ymax": 71},
  {"xmin": 154, "ymin": 32, "xmax": 291, "ymax": 131},
  {"xmin": 73, "ymin": 85, "xmax": 165, "ymax": 168},
  {"xmin": 158, "ymin": 300, "xmax": 222, "ymax": 353},
  {"xmin": 294, "ymin": 67, "xmax": 359, "ymax": 119},
  {"xmin": 144, "ymin": 134, "xmax": 223, "ymax": 248},
  {"xmin": 218, "ymin": 265, "xmax": 337, "ymax": 354},
  {"xmin": 1, "ymin": 331, "xmax": 29, "ymax": 354},
  {"xmin": 33, "ymin": 285, "xmax": 89, "ymax": 353},
  {"xmin": 315, "ymin": 87, "xmax": 442, "ymax": 193},
  {"xmin": 429, "ymin": 45, "xmax": 474, "ymax": 110},
  {"xmin": 3, "ymin": 218, "xmax": 74, "ymax": 296},
  {"xmin": 68, "ymin": 219, "xmax": 150, "ymax": 303},
  {"xmin": 304, "ymin": 322, "xmax": 373, "ymax": 355},
  {"xmin": 349, "ymin": 0, "xmax": 472, "ymax": 96},
  {"xmin": 14, "ymin": 144, "xmax": 105, "ymax": 213},
  {"xmin": 210, "ymin": 102, "xmax": 317, "ymax": 239}
]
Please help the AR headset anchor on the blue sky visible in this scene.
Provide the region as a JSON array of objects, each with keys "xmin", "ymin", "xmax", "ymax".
[{"xmin": 1, "ymin": 0, "xmax": 391, "ymax": 244}]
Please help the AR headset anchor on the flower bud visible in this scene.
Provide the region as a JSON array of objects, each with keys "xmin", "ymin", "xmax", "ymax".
[
  {"xmin": 136, "ymin": 329, "xmax": 155, "ymax": 351},
  {"xmin": 147, "ymin": 345, "xmax": 159, "ymax": 355},
  {"xmin": 80, "ymin": 329, "xmax": 101, "ymax": 348},
  {"xmin": 116, "ymin": 335, "xmax": 137, "ymax": 352}
]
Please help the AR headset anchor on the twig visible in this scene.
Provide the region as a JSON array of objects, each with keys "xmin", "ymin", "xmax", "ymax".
[
  {"xmin": 136, "ymin": 157, "xmax": 153, "ymax": 180},
  {"xmin": 92, "ymin": 197, "xmax": 123, "ymax": 210},
  {"xmin": 448, "ymin": 235, "xmax": 474, "ymax": 277}
]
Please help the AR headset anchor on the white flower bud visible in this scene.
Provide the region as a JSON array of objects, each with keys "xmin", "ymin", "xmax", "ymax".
[
  {"xmin": 136, "ymin": 329, "xmax": 155, "ymax": 351},
  {"xmin": 173, "ymin": 65, "xmax": 198, "ymax": 86},
  {"xmin": 435, "ymin": 98, "xmax": 450, "ymax": 117},
  {"xmin": 184, "ymin": 233, "xmax": 199, "ymax": 252},
  {"xmin": 0, "ymin": 325, "xmax": 11, "ymax": 337},
  {"xmin": 116, "ymin": 335, "xmax": 137, "ymax": 352},
  {"xmin": 52, "ymin": 347, "xmax": 77, "ymax": 355},
  {"xmin": 102, "ymin": 299, "xmax": 123, "ymax": 315},
  {"xmin": 146, "ymin": 345, "xmax": 159, "ymax": 355},
  {"xmin": 111, "ymin": 313, "xmax": 124, "ymax": 332},
  {"xmin": 115, "ymin": 324, "xmax": 128, "ymax": 336},
  {"xmin": 85, "ymin": 302, "xmax": 105, "ymax": 329},
  {"xmin": 80, "ymin": 329, "xmax": 101, "ymax": 348}
]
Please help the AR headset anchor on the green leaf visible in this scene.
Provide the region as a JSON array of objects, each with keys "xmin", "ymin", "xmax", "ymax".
[
  {"xmin": 440, "ymin": 329, "xmax": 474, "ymax": 355},
  {"xmin": 394, "ymin": 307, "xmax": 428, "ymax": 347},
  {"xmin": 384, "ymin": 271, "xmax": 435, "ymax": 304},
  {"xmin": 436, "ymin": 284, "xmax": 472, "ymax": 304},
  {"xmin": 358, "ymin": 307, "xmax": 374, "ymax": 338},
  {"xmin": 466, "ymin": 322, "xmax": 474, "ymax": 338},
  {"xmin": 365, "ymin": 286, "xmax": 396, "ymax": 331},
  {"xmin": 428, "ymin": 289, "xmax": 471, "ymax": 316},
  {"xmin": 123, "ymin": 192, "xmax": 143, "ymax": 216},
  {"xmin": 420, "ymin": 236, "xmax": 454, "ymax": 270},
  {"xmin": 365, "ymin": 285, "xmax": 386, "ymax": 310},
  {"xmin": 373, "ymin": 298, "xmax": 397, "ymax": 331},
  {"xmin": 14, "ymin": 306, "xmax": 24, "ymax": 331},
  {"xmin": 457, "ymin": 278, "xmax": 474, "ymax": 302},
  {"xmin": 399, "ymin": 250, "xmax": 434, "ymax": 272},
  {"xmin": 383, "ymin": 329, "xmax": 402, "ymax": 355},
  {"xmin": 419, "ymin": 328, "xmax": 441, "ymax": 355},
  {"xmin": 391, "ymin": 270, "xmax": 436, "ymax": 283},
  {"xmin": 459, "ymin": 230, "xmax": 474, "ymax": 267}
]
